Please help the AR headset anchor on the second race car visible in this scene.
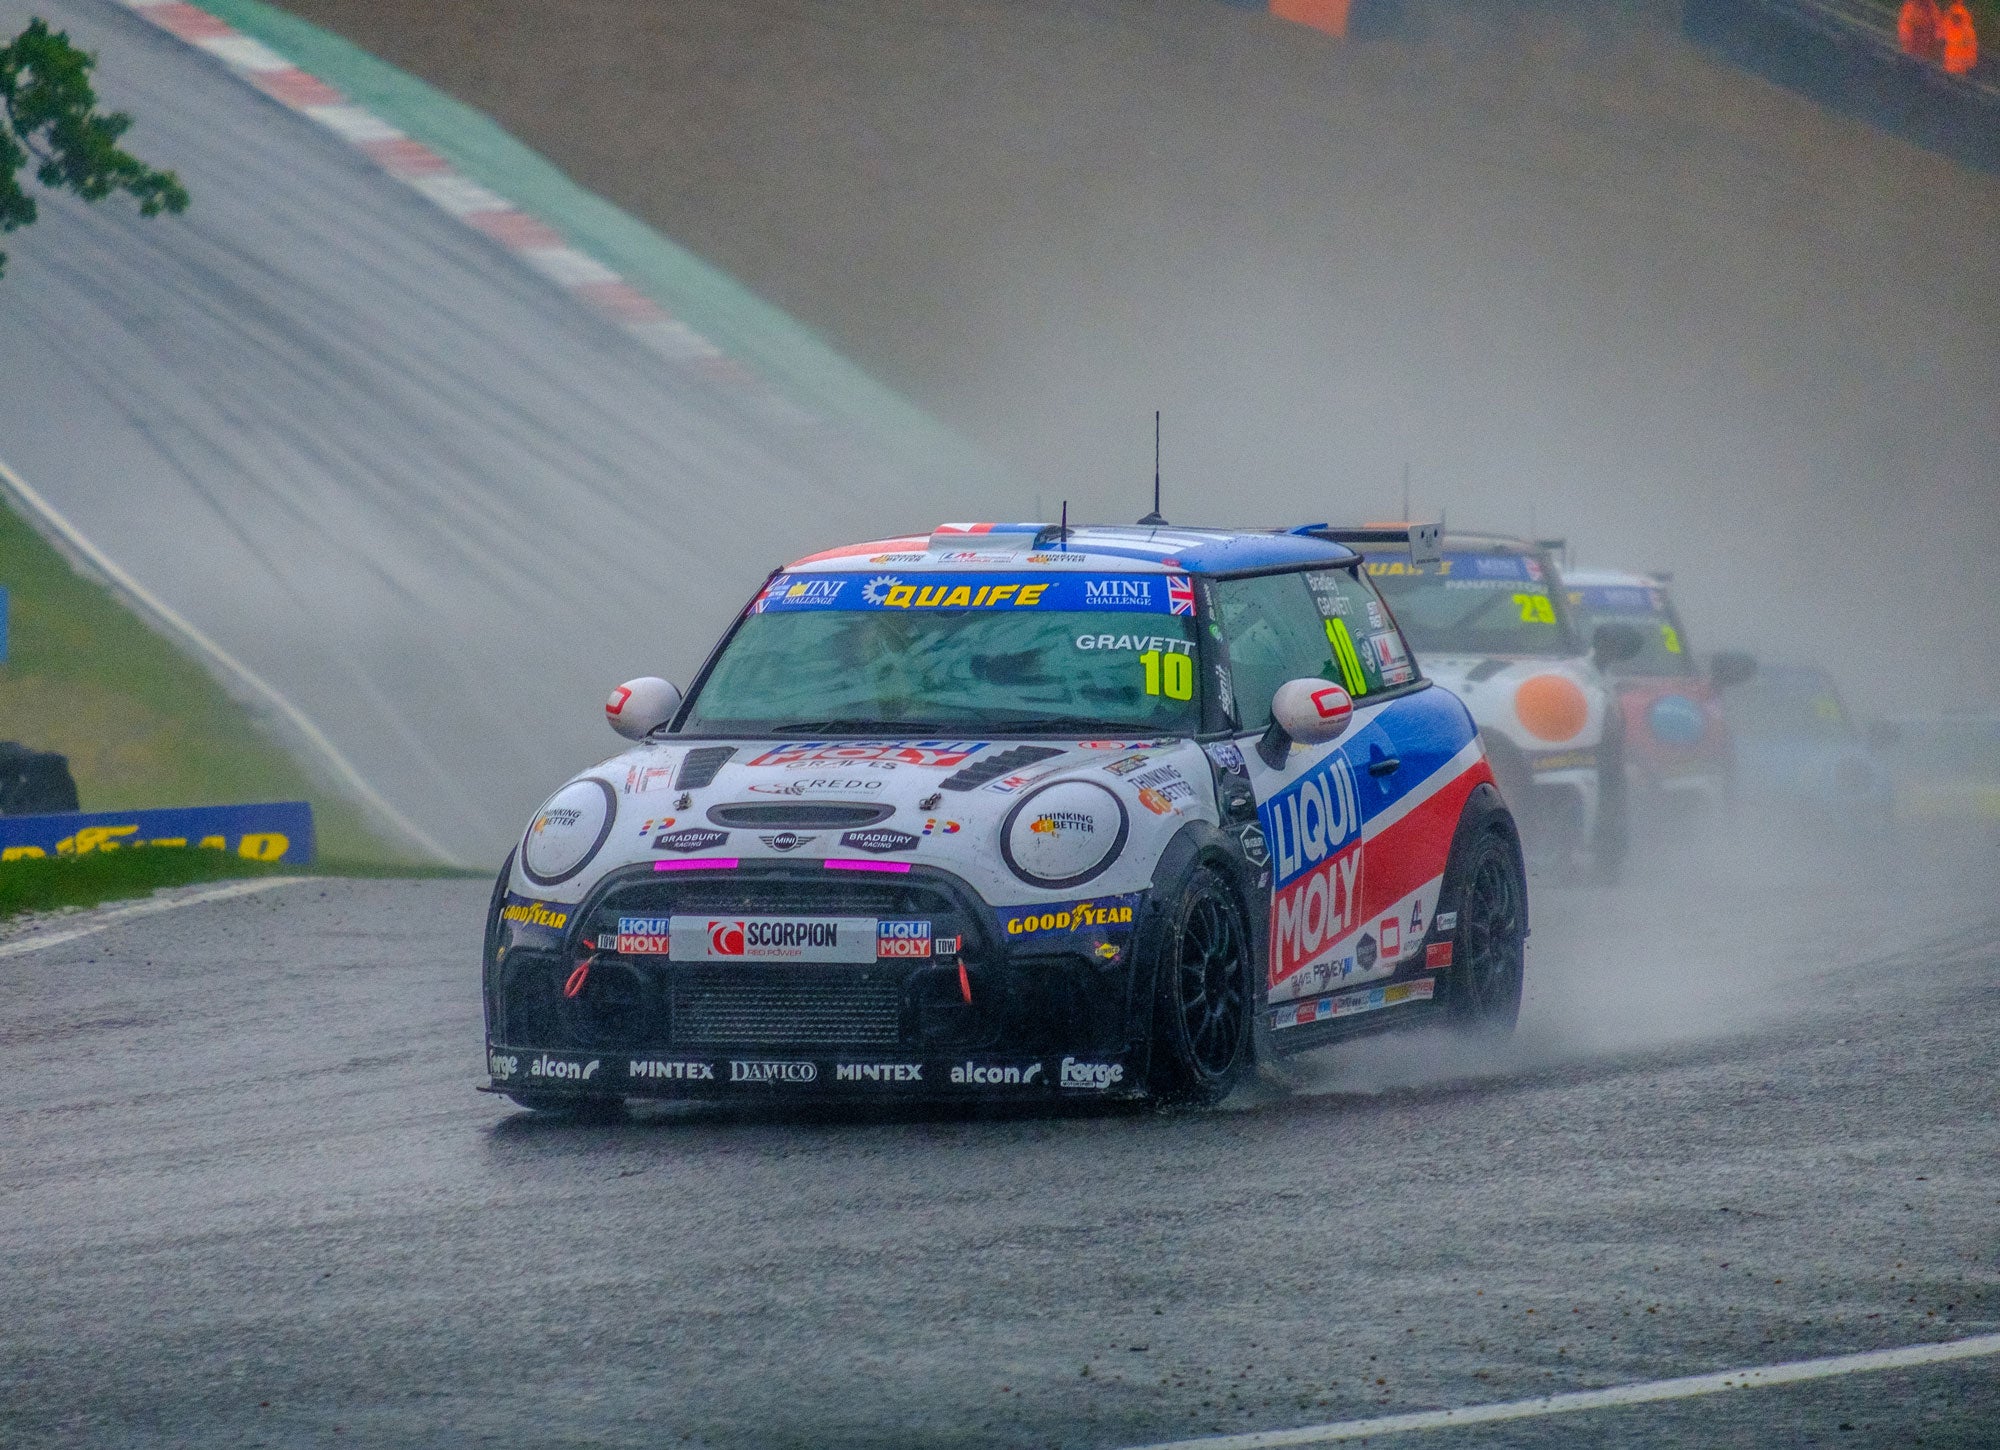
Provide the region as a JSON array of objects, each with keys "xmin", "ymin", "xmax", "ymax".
[{"xmin": 1347, "ymin": 529, "xmax": 1641, "ymax": 881}]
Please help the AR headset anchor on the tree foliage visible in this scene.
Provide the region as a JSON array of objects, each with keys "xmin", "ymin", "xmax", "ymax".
[{"xmin": 0, "ymin": 18, "xmax": 188, "ymax": 278}]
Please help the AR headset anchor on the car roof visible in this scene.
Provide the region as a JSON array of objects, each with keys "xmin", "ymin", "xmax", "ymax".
[
  {"xmin": 1564, "ymin": 566, "xmax": 1662, "ymax": 589},
  {"xmin": 786, "ymin": 522, "xmax": 1358, "ymax": 575}
]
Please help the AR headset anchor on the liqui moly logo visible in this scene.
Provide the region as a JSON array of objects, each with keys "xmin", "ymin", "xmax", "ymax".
[
  {"xmin": 1261, "ymin": 754, "xmax": 1366, "ymax": 988},
  {"xmin": 1263, "ymin": 754, "xmax": 1362, "ymax": 887}
]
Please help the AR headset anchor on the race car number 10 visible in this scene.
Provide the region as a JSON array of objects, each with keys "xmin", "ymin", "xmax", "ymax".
[{"xmin": 1140, "ymin": 648, "xmax": 1194, "ymax": 701}]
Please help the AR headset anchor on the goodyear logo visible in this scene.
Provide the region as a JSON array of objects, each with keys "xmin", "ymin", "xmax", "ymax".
[
  {"xmin": 501, "ymin": 901, "xmax": 569, "ymax": 930},
  {"xmin": 1004, "ymin": 900, "xmax": 1135, "ymax": 935}
]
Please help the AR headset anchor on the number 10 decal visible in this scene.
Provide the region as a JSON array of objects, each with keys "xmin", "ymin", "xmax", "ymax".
[{"xmin": 1140, "ymin": 649, "xmax": 1194, "ymax": 701}]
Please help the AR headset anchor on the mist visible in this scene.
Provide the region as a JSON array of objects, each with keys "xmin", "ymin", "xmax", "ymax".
[{"xmin": 278, "ymin": 0, "xmax": 2000, "ymax": 712}]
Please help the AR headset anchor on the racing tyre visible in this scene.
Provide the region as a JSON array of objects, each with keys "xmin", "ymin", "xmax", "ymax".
[
  {"xmin": 1147, "ymin": 865, "xmax": 1254, "ymax": 1106},
  {"xmin": 1442, "ymin": 826, "xmax": 1527, "ymax": 1035}
]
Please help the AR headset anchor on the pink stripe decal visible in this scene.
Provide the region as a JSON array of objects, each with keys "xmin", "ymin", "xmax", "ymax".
[{"xmin": 653, "ymin": 858, "xmax": 739, "ymax": 872}]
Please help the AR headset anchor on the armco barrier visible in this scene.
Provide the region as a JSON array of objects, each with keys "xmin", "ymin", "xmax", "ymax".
[{"xmin": 0, "ymin": 802, "xmax": 315, "ymax": 864}]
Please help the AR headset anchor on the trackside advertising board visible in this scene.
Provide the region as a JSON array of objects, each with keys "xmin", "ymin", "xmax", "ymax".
[{"xmin": 0, "ymin": 802, "xmax": 315, "ymax": 864}]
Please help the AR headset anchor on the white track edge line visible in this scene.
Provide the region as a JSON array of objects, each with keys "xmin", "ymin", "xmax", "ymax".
[
  {"xmin": 0, "ymin": 876, "xmax": 305, "ymax": 959},
  {"xmin": 1120, "ymin": 1332, "xmax": 2000, "ymax": 1449},
  {"xmin": 0, "ymin": 453, "xmax": 461, "ymax": 867}
]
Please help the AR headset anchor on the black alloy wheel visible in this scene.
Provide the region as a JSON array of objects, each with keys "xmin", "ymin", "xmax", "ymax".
[
  {"xmin": 1446, "ymin": 829, "xmax": 1527, "ymax": 1034},
  {"xmin": 1151, "ymin": 867, "xmax": 1253, "ymax": 1105}
]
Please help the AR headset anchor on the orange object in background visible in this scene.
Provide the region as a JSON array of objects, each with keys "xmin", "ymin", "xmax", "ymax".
[
  {"xmin": 1271, "ymin": 0, "xmax": 1351, "ymax": 39},
  {"xmin": 1515, "ymin": 674, "xmax": 1591, "ymax": 743},
  {"xmin": 1900, "ymin": 0, "xmax": 1943, "ymax": 59},
  {"xmin": 1941, "ymin": 0, "xmax": 1979, "ymax": 73}
]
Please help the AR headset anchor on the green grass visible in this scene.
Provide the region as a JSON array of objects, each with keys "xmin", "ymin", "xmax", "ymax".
[
  {"xmin": 0, "ymin": 495, "xmax": 398, "ymax": 863},
  {"xmin": 0, "ymin": 848, "xmax": 285, "ymax": 922},
  {"xmin": 0, "ymin": 848, "xmax": 485, "ymax": 923}
]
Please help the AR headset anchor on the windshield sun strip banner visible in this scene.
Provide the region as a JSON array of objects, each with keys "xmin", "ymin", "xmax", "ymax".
[{"xmin": 751, "ymin": 572, "xmax": 1197, "ymax": 615}]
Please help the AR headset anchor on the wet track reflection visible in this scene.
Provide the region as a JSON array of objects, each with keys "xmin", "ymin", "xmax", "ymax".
[{"xmin": 0, "ymin": 833, "xmax": 1994, "ymax": 1447}]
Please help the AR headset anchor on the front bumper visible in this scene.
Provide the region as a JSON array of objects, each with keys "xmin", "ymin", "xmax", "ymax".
[{"xmin": 483, "ymin": 861, "xmax": 1150, "ymax": 1102}]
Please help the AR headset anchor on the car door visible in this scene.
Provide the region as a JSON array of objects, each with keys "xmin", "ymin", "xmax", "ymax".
[
  {"xmin": 1210, "ymin": 569, "xmax": 1375, "ymax": 1009},
  {"xmin": 1303, "ymin": 566, "xmax": 1474, "ymax": 982},
  {"xmin": 1214, "ymin": 566, "xmax": 1469, "ymax": 1014}
]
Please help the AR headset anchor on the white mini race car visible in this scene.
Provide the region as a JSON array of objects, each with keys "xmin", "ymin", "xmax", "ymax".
[
  {"xmin": 1351, "ymin": 530, "xmax": 1643, "ymax": 881},
  {"xmin": 482, "ymin": 521, "xmax": 1528, "ymax": 1110}
]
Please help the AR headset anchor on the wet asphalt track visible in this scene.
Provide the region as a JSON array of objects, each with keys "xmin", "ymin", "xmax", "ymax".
[
  {"xmin": 2, "ymin": 838, "xmax": 1995, "ymax": 1448},
  {"xmin": 0, "ymin": 0, "xmax": 962, "ymax": 865}
]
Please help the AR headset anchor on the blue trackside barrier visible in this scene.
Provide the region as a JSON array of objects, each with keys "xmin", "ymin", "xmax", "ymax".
[
  {"xmin": 1684, "ymin": 0, "xmax": 2000, "ymax": 172},
  {"xmin": 0, "ymin": 802, "xmax": 316, "ymax": 864}
]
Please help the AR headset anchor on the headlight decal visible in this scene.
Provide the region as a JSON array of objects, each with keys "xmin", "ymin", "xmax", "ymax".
[
  {"xmin": 1000, "ymin": 779, "xmax": 1130, "ymax": 889},
  {"xmin": 520, "ymin": 777, "xmax": 617, "ymax": 887}
]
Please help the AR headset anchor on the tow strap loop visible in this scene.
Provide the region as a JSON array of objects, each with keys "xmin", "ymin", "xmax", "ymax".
[
  {"xmin": 958, "ymin": 959, "xmax": 973, "ymax": 1004},
  {"xmin": 564, "ymin": 955, "xmax": 595, "ymax": 999}
]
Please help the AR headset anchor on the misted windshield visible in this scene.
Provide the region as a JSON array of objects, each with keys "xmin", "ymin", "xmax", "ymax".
[
  {"xmin": 681, "ymin": 571, "xmax": 1202, "ymax": 734},
  {"xmin": 1569, "ymin": 583, "xmax": 1695, "ymax": 676},
  {"xmin": 1365, "ymin": 551, "xmax": 1583, "ymax": 658}
]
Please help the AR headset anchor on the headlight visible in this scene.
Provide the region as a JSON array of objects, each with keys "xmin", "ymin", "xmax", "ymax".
[
  {"xmin": 1001, "ymin": 780, "xmax": 1129, "ymax": 889},
  {"xmin": 520, "ymin": 778, "xmax": 616, "ymax": 886}
]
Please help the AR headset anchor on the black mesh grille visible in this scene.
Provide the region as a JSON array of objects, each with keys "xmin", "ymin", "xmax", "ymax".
[
  {"xmin": 939, "ymin": 744, "xmax": 1065, "ymax": 791},
  {"xmin": 705, "ymin": 802, "xmax": 895, "ymax": 828},
  {"xmin": 672, "ymin": 967, "xmax": 904, "ymax": 1049},
  {"xmin": 676, "ymin": 746, "xmax": 735, "ymax": 789}
]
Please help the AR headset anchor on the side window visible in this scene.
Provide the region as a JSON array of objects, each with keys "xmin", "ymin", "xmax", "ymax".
[
  {"xmin": 1305, "ymin": 568, "xmax": 1419, "ymax": 696},
  {"xmin": 1212, "ymin": 572, "xmax": 1340, "ymax": 731}
]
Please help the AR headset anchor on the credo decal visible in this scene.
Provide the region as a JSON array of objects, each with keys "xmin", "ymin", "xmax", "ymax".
[{"xmin": 669, "ymin": 916, "xmax": 878, "ymax": 963}]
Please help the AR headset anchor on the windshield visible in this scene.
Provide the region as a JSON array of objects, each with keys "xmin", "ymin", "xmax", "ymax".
[
  {"xmin": 1365, "ymin": 550, "xmax": 1582, "ymax": 658},
  {"xmin": 1569, "ymin": 583, "xmax": 1694, "ymax": 676},
  {"xmin": 681, "ymin": 570, "xmax": 1202, "ymax": 734}
]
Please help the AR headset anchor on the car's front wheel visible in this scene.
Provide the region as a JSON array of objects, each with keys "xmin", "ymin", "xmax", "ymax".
[{"xmin": 1147, "ymin": 865, "xmax": 1254, "ymax": 1106}]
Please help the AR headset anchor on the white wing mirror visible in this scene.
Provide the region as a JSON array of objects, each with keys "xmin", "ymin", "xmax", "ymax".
[
  {"xmin": 1259, "ymin": 678, "xmax": 1354, "ymax": 768},
  {"xmin": 605, "ymin": 677, "xmax": 682, "ymax": 740}
]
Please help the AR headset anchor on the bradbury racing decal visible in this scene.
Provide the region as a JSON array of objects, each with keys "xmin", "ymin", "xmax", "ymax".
[
  {"xmin": 671, "ymin": 916, "xmax": 877, "ymax": 963},
  {"xmin": 500, "ymin": 897, "xmax": 570, "ymax": 932},
  {"xmin": 747, "ymin": 741, "xmax": 985, "ymax": 769},
  {"xmin": 1001, "ymin": 895, "xmax": 1140, "ymax": 936},
  {"xmin": 1260, "ymin": 753, "xmax": 1365, "ymax": 990},
  {"xmin": 754, "ymin": 573, "xmax": 1192, "ymax": 614}
]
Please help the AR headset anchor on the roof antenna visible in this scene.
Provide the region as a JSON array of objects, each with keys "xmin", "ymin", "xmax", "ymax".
[
  {"xmin": 1060, "ymin": 498, "xmax": 1068, "ymax": 547},
  {"xmin": 1401, "ymin": 462, "xmax": 1411, "ymax": 522},
  {"xmin": 1139, "ymin": 411, "xmax": 1167, "ymax": 526}
]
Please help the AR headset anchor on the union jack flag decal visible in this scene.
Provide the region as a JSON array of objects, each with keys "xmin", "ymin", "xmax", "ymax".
[
  {"xmin": 1168, "ymin": 574, "xmax": 1196, "ymax": 616},
  {"xmin": 751, "ymin": 576, "xmax": 784, "ymax": 614}
]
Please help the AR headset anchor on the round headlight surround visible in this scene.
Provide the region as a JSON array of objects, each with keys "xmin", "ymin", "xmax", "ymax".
[
  {"xmin": 1000, "ymin": 779, "xmax": 1130, "ymax": 890},
  {"xmin": 520, "ymin": 777, "xmax": 617, "ymax": 887}
]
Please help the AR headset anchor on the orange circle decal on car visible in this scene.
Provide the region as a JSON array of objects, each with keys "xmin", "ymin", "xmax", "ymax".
[{"xmin": 1515, "ymin": 674, "xmax": 1590, "ymax": 742}]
